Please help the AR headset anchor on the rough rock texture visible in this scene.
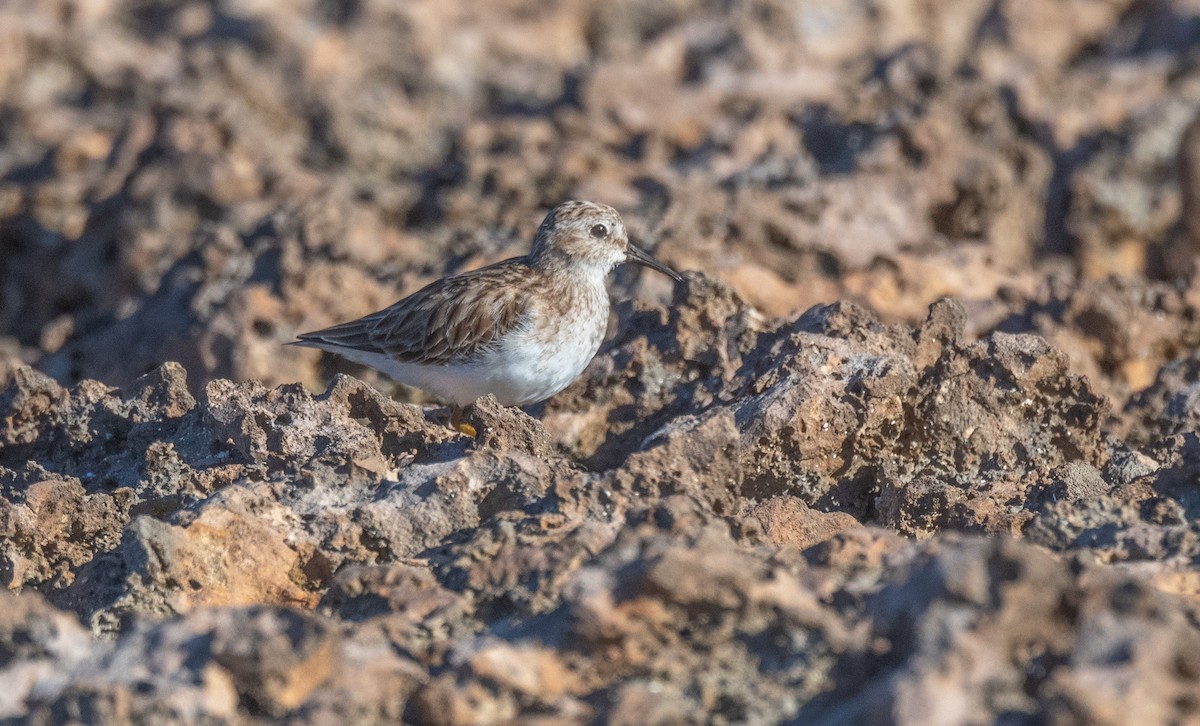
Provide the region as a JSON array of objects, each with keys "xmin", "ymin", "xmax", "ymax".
[
  {"xmin": 2, "ymin": 284, "xmax": 1198, "ymax": 723},
  {"xmin": 3, "ymin": 0, "xmax": 1200, "ymax": 724}
]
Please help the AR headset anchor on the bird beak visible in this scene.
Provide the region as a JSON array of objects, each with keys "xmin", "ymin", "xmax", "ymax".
[{"xmin": 626, "ymin": 243, "xmax": 683, "ymax": 282}]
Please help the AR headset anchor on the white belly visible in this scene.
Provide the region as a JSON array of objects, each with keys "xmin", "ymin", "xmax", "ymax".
[
  {"xmin": 338, "ymin": 304, "xmax": 608, "ymax": 407},
  {"xmin": 467, "ymin": 313, "xmax": 607, "ymax": 406}
]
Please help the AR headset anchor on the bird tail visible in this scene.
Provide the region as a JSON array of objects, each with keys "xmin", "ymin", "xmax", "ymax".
[{"xmin": 289, "ymin": 316, "xmax": 380, "ymax": 352}]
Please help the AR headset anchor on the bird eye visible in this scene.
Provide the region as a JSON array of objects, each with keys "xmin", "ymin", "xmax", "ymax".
[{"xmin": 590, "ymin": 224, "xmax": 608, "ymax": 238}]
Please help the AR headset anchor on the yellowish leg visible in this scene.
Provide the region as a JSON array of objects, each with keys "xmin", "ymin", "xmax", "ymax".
[{"xmin": 450, "ymin": 405, "xmax": 477, "ymax": 437}]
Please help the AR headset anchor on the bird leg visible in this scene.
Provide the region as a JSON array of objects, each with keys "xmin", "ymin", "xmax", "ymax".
[{"xmin": 449, "ymin": 404, "xmax": 478, "ymax": 438}]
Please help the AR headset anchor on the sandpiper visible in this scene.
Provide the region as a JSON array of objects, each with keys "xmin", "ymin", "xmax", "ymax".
[{"xmin": 290, "ymin": 201, "xmax": 682, "ymax": 434}]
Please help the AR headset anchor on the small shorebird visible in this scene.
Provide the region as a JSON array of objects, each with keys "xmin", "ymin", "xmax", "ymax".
[{"xmin": 290, "ymin": 201, "xmax": 682, "ymax": 435}]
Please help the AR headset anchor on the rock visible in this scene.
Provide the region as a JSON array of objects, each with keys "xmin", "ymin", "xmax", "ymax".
[
  {"xmin": 740, "ymin": 496, "xmax": 861, "ymax": 550},
  {"xmin": 0, "ymin": 366, "xmax": 67, "ymax": 447},
  {"xmin": 798, "ymin": 536, "xmax": 1200, "ymax": 724},
  {"xmin": 207, "ymin": 607, "xmax": 338, "ymax": 716},
  {"xmin": 3, "ymin": 0, "xmax": 1200, "ymax": 721},
  {"xmin": 15, "ymin": 603, "xmax": 424, "ymax": 724},
  {"xmin": 0, "ymin": 477, "xmax": 132, "ymax": 589}
]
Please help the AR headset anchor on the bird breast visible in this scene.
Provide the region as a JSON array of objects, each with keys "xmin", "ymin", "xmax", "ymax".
[
  {"xmin": 479, "ymin": 277, "xmax": 610, "ymax": 406},
  {"xmin": 531, "ymin": 281, "xmax": 609, "ymax": 365}
]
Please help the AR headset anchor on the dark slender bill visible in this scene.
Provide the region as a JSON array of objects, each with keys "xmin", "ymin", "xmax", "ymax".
[{"xmin": 627, "ymin": 243, "xmax": 683, "ymax": 282}]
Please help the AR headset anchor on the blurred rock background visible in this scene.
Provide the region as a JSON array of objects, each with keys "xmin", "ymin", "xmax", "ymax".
[
  {"xmin": 1, "ymin": 0, "xmax": 1198, "ymax": 403},
  {"xmin": 2, "ymin": 1, "xmax": 1200, "ymax": 723}
]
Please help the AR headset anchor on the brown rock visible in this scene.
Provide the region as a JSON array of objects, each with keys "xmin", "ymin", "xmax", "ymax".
[
  {"xmin": 742, "ymin": 496, "xmax": 861, "ymax": 550},
  {"xmin": 3, "ymin": 1, "xmax": 1200, "ymax": 722},
  {"xmin": 118, "ymin": 490, "xmax": 317, "ymax": 615},
  {"xmin": 0, "ymin": 367, "xmax": 66, "ymax": 447},
  {"xmin": 209, "ymin": 607, "xmax": 338, "ymax": 715},
  {"xmin": 0, "ymin": 478, "xmax": 132, "ymax": 589}
]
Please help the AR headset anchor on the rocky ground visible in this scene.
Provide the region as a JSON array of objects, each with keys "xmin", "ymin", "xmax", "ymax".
[{"xmin": 2, "ymin": 0, "xmax": 1200, "ymax": 723}]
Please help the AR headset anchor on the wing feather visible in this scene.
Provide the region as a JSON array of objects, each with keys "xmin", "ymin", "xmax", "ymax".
[{"xmin": 293, "ymin": 259, "xmax": 532, "ymax": 366}]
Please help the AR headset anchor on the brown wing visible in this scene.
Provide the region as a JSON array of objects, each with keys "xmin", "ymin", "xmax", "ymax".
[{"xmin": 293, "ymin": 259, "xmax": 531, "ymax": 366}]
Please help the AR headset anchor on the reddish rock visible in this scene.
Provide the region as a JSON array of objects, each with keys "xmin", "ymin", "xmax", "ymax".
[{"xmin": 1, "ymin": 0, "xmax": 1200, "ymax": 722}]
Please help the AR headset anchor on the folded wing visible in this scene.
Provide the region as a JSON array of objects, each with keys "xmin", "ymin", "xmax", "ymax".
[{"xmin": 292, "ymin": 261, "xmax": 530, "ymax": 366}]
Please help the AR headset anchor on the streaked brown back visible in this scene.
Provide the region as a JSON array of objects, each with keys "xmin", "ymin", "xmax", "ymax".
[{"xmin": 294, "ymin": 258, "xmax": 531, "ymax": 366}]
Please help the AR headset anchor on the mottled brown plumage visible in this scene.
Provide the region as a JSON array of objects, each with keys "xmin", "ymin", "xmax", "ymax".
[
  {"xmin": 295, "ymin": 261, "xmax": 530, "ymax": 366},
  {"xmin": 290, "ymin": 201, "xmax": 681, "ymax": 411}
]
